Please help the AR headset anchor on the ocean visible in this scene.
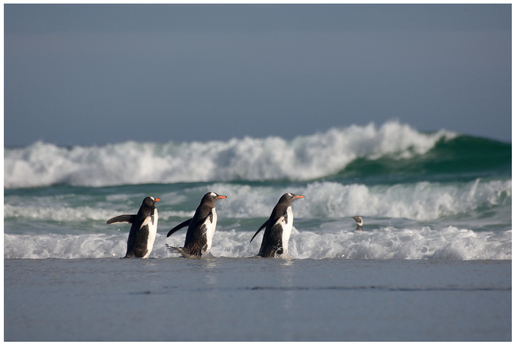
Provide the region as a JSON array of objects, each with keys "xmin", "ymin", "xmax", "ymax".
[{"xmin": 4, "ymin": 121, "xmax": 512, "ymax": 341}]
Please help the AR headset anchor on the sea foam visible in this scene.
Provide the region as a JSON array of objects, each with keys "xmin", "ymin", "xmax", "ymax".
[
  {"xmin": 4, "ymin": 121, "xmax": 456, "ymax": 188},
  {"xmin": 187, "ymin": 178, "xmax": 512, "ymax": 221},
  {"xmin": 4, "ymin": 179, "xmax": 511, "ymax": 222},
  {"xmin": 4, "ymin": 227, "xmax": 511, "ymax": 260},
  {"xmin": 293, "ymin": 178, "xmax": 512, "ymax": 220}
]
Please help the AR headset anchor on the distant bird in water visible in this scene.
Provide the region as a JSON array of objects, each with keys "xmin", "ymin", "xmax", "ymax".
[
  {"xmin": 166, "ymin": 192, "xmax": 227, "ymax": 258},
  {"xmin": 352, "ymin": 216, "xmax": 363, "ymax": 231}
]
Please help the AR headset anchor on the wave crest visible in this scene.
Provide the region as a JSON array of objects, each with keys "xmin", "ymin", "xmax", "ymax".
[
  {"xmin": 4, "ymin": 179, "xmax": 511, "ymax": 223},
  {"xmin": 4, "ymin": 121, "xmax": 456, "ymax": 188},
  {"xmin": 293, "ymin": 179, "xmax": 512, "ymax": 220}
]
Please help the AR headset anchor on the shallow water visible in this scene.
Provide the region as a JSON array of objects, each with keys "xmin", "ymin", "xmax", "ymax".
[{"xmin": 4, "ymin": 258, "xmax": 511, "ymax": 341}]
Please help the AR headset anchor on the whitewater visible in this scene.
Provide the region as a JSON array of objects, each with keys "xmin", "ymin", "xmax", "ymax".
[
  {"xmin": 5, "ymin": 121, "xmax": 457, "ymax": 188},
  {"xmin": 4, "ymin": 121, "xmax": 511, "ymax": 261}
]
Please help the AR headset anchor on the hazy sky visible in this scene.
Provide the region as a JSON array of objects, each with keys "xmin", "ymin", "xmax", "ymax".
[{"xmin": 4, "ymin": 4, "xmax": 512, "ymax": 147}]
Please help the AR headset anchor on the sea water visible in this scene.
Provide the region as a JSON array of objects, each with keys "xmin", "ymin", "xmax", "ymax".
[
  {"xmin": 4, "ymin": 258, "xmax": 511, "ymax": 341},
  {"xmin": 4, "ymin": 121, "xmax": 512, "ymax": 340}
]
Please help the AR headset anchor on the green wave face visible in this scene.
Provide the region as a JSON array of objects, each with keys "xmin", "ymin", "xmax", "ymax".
[{"xmin": 339, "ymin": 135, "xmax": 511, "ymax": 182}]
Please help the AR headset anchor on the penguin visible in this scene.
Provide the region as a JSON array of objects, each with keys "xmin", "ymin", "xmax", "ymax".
[
  {"xmin": 106, "ymin": 196, "xmax": 160, "ymax": 258},
  {"xmin": 352, "ymin": 216, "xmax": 363, "ymax": 231},
  {"xmin": 250, "ymin": 193, "xmax": 304, "ymax": 258},
  {"xmin": 166, "ymin": 192, "xmax": 227, "ymax": 258}
]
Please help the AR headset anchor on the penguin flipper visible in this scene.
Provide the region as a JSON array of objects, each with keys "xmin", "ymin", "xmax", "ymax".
[
  {"xmin": 166, "ymin": 218, "xmax": 192, "ymax": 237},
  {"xmin": 106, "ymin": 214, "xmax": 136, "ymax": 225},
  {"xmin": 250, "ymin": 220, "xmax": 268, "ymax": 243}
]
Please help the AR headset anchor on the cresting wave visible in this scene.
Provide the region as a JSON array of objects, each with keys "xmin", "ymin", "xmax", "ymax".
[
  {"xmin": 4, "ymin": 121, "xmax": 458, "ymax": 188},
  {"xmin": 5, "ymin": 179, "xmax": 511, "ymax": 222},
  {"xmin": 4, "ymin": 227, "xmax": 511, "ymax": 260}
]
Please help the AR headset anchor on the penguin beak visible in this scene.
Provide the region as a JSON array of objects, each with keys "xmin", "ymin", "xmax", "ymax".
[
  {"xmin": 155, "ymin": 198, "xmax": 160, "ymax": 202},
  {"xmin": 217, "ymin": 195, "xmax": 227, "ymax": 199},
  {"xmin": 295, "ymin": 195, "xmax": 305, "ymax": 199}
]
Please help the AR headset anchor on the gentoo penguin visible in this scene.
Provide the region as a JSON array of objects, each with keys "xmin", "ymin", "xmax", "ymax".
[
  {"xmin": 250, "ymin": 193, "xmax": 304, "ymax": 258},
  {"xmin": 352, "ymin": 216, "xmax": 363, "ymax": 231},
  {"xmin": 166, "ymin": 192, "xmax": 227, "ymax": 258},
  {"xmin": 106, "ymin": 196, "xmax": 160, "ymax": 258}
]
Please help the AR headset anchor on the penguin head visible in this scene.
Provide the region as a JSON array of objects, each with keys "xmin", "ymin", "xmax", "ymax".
[
  {"xmin": 201, "ymin": 192, "xmax": 227, "ymax": 207},
  {"xmin": 352, "ymin": 216, "xmax": 363, "ymax": 226},
  {"xmin": 279, "ymin": 193, "xmax": 304, "ymax": 205},
  {"xmin": 142, "ymin": 196, "xmax": 160, "ymax": 208}
]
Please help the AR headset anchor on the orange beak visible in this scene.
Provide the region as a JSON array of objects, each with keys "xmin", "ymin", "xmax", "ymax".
[
  {"xmin": 295, "ymin": 195, "xmax": 305, "ymax": 199},
  {"xmin": 217, "ymin": 195, "xmax": 227, "ymax": 199},
  {"xmin": 155, "ymin": 198, "xmax": 160, "ymax": 202}
]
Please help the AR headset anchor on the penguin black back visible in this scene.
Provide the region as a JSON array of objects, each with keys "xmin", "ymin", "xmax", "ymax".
[
  {"xmin": 107, "ymin": 196, "xmax": 160, "ymax": 258},
  {"xmin": 251, "ymin": 193, "xmax": 304, "ymax": 258},
  {"xmin": 167, "ymin": 192, "xmax": 227, "ymax": 258}
]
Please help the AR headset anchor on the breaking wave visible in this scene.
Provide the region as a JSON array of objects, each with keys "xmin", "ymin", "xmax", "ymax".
[
  {"xmin": 4, "ymin": 179, "xmax": 511, "ymax": 223},
  {"xmin": 5, "ymin": 121, "xmax": 461, "ymax": 188}
]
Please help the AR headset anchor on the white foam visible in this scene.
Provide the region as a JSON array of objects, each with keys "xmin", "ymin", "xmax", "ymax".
[
  {"xmin": 5, "ymin": 178, "xmax": 510, "ymax": 223},
  {"xmin": 4, "ymin": 121, "xmax": 457, "ymax": 188},
  {"xmin": 4, "ymin": 233, "xmax": 128, "ymax": 259},
  {"xmin": 4, "ymin": 204, "xmax": 114, "ymax": 222},
  {"xmin": 4, "ymin": 204, "xmax": 194, "ymax": 222},
  {"xmin": 288, "ymin": 227, "xmax": 512, "ymax": 260},
  {"xmin": 4, "ymin": 227, "xmax": 511, "ymax": 260},
  {"xmin": 293, "ymin": 179, "xmax": 512, "ymax": 221},
  {"xmin": 206, "ymin": 178, "xmax": 512, "ymax": 221}
]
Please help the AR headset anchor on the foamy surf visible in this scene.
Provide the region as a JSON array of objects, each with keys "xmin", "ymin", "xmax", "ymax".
[
  {"xmin": 6, "ymin": 179, "xmax": 509, "ymax": 223},
  {"xmin": 4, "ymin": 121, "xmax": 457, "ymax": 188},
  {"xmin": 4, "ymin": 121, "xmax": 510, "ymax": 263},
  {"xmin": 4, "ymin": 226, "xmax": 511, "ymax": 260}
]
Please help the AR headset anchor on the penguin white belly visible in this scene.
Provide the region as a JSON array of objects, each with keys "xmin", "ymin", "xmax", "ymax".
[
  {"xmin": 204, "ymin": 208, "xmax": 217, "ymax": 253},
  {"xmin": 281, "ymin": 206, "xmax": 294, "ymax": 254},
  {"xmin": 142, "ymin": 209, "xmax": 158, "ymax": 259}
]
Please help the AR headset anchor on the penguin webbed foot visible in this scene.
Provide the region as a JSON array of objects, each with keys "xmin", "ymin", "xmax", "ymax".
[
  {"xmin": 165, "ymin": 244, "xmax": 182, "ymax": 254},
  {"xmin": 278, "ymin": 253, "xmax": 293, "ymax": 259},
  {"xmin": 200, "ymin": 250, "xmax": 215, "ymax": 259},
  {"xmin": 166, "ymin": 244, "xmax": 215, "ymax": 259},
  {"xmin": 252, "ymin": 249, "xmax": 291, "ymax": 259}
]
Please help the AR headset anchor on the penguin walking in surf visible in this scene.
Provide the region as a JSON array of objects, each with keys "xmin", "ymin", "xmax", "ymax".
[
  {"xmin": 352, "ymin": 216, "xmax": 363, "ymax": 231},
  {"xmin": 106, "ymin": 196, "xmax": 160, "ymax": 258},
  {"xmin": 250, "ymin": 193, "xmax": 304, "ymax": 258},
  {"xmin": 166, "ymin": 192, "xmax": 227, "ymax": 258}
]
